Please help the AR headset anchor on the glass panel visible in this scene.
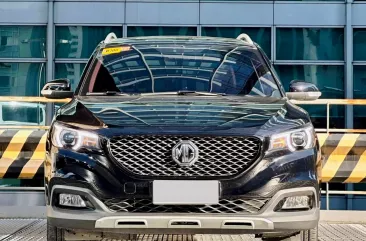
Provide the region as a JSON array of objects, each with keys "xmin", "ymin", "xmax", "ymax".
[
  {"xmin": 202, "ymin": 27, "xmax": 271, "ymax": 58},
  {"xmin": 83, "ymin": 43, "xmax": 281, "ymax": 98},
  {"xmin": 0, "ymin": 62, "xmax": 46, "ymax": 96},
  {"xmin": 0, "ymin": 179, "xmax": 44, "ymax": 187},
  {"xmin": 354, "ymin": 29, "xmax": 366, "ymax": 61},
  {"xmin": 276, "ymin": 0, "xmax": 344, "ymax": 1},
  {"xmin": 0, "ymin": 26, "xmax": 46, "ymax": 58},
  {"xmin": 200, "ymin": 0, "xmax": 272, "ymax": 1},
  {"xmin": 55, "ymin": 26, "xmax": 122, "ymax": 59},
  {"xmin": 276, "ymin": 65, "xmax": 345, "ymax": 128},
  {"xmin": 354, "ymin": 183, "xmax": 366, "ymax": 191},
  {"xmin": 353, "ymin": 65, "xmax": 366, "ymax": 128},
  {"xmin": 0, "ymin": 62, "xmax": 46, "ymax": 126},
  {"xmin": 127, "ymin": 26, "xmax": 197, "ymax": 37},
  {"xmin": 202, "ymin": 0, "xmax": 344, "ymax": 2},
  {"xmin": 276, "ymin": 28, "xmax": 344, "ymax": 61},
  {"xmin": 55, "ymin": 63, "xmax": 87, "ymax": 91},
  {"xmin": 0, "ymin": 103, "xmax": 45, "ymax": 126}
]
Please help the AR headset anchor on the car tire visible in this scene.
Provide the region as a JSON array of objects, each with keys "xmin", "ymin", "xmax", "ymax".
[
  {"xmin": 262, "ymin": 226, "xmax": 318, "ymax": 241},
  {"xmin": 47, "ymin": 223, "xmax": 65, "ymax": 241}
]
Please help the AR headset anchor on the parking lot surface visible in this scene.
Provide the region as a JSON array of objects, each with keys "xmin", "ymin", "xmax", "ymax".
[{"xmin": 0, "ymin": 219, "xmax": 365, "ymax": 241}]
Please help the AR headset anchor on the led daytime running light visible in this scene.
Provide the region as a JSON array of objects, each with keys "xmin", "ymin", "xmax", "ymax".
[
  {"xmin": 269, "ymin": 126, "xmax": 314, "ymax": 152},
  {"xmin": 52, "ymin": 123, "xmax": 100, "ymax": 150}
]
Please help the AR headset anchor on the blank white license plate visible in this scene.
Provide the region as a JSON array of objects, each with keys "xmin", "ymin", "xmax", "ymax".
[{"xmin": 153, "ymin": 180, "xmax": 219, "ymax": 205}]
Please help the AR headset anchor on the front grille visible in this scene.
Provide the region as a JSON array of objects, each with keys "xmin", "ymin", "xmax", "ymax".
[
  {"xmin": 104, "ymin": 198, "xmax": 269, "ymax": 214},
  {"xmin": 108, "ymin": 135, "xmax": 261, "ymax": 177}
]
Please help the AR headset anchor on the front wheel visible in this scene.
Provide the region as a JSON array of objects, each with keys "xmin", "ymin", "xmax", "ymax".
[{"xmin": 262, "ymin": 226, "xmax": 318, "ymax": 241}]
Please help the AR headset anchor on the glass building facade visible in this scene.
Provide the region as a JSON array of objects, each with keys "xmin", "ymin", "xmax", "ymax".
[{"xmin": 0, "ymin": 0, "xmax": 365, "ymax": 209}]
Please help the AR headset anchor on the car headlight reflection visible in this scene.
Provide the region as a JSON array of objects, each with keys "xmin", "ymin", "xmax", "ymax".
[
  {"xmin": 52, "ymin": 123, "xmax": 100, "ymax": 150},
  {"xmin": 269, "ymin": 126, "xmax": 314, "ymax": 152}
]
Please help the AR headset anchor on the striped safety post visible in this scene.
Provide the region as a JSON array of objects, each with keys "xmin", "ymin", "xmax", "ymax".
[
  {"xmin": 0, "ymin": 130, "xmax": 47, "ymax": 179},
  {"xmin": 318, "ymin": 133, "xmax": 366, "ymax": 183}
]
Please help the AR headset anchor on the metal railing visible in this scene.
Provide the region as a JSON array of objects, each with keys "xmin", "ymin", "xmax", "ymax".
[
  {"xmin": 292, "ymin": 98, "xmax": 366, "ymax": 133},
  {"xmin": 0, "ymin": 97, "xmax": 365, "ymax": 210},
  {"xmin": 292, "ymin": 98, "xmax": 366, "ymax": 210}
]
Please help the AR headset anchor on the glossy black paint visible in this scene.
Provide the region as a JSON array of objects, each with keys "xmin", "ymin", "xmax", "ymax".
[
  {"xmin": 289, "ymin": 80, "xmax": 320, "ymax": 93},
  {"xmin": 56, "ymin": 95, "xmax": 309, "ymax": 131},
  {"xmin": 41, "ymin": 79, "xmax": 74, "ymax": 99},
  {"xmin": 45, "ymin": 37, "xmax": 320, "ymax": 206},
  {"xmin": 45, "ymin": 95, "xmax": 319, "ymax": 204}
]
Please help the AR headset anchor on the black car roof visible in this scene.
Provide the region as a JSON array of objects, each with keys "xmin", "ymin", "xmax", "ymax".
[{"xmin": 102, "ymin": 36, "xmax": 257, "ymax": 49}]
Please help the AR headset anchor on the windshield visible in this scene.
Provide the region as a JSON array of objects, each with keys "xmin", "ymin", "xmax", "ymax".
[{"xmin": 80, "ymin": 40, "xmax": 282, "ymax": 97}]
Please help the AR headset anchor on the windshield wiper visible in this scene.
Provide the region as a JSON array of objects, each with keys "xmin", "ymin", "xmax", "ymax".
[
  {"xmin": 141, "ymin": 91, "xmax": 227, "ymax": 96},
  {"xmin": 86, "ymin": 91, "xmax": 133, "ymax": 96},
  {"xmin": 177, "ymin": 90, "xmax": 227, "ymax": 96}
]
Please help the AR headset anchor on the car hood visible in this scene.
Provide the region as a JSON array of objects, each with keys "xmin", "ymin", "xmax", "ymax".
[{"xmin": 56, "ymin": 95, "xmax": 310, "ymax": 136}]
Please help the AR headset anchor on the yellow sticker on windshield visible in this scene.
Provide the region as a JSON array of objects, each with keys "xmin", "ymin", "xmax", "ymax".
[{"xmin": 102, "ymin": 46, "xmax": 130, "ymax": 56}]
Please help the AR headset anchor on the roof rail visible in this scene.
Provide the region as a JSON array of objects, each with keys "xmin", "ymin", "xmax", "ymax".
[
  {"xmin": 236, "ymin": 33, "xmax": 254, "ymax": 45},
  {"xmin": 104, "ymin": 32, "xmax": 118, "ymax": 44}
]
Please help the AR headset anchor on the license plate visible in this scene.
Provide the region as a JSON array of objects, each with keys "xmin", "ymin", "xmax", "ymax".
[{"xmin": 153, "ymin": 180, "xmax": 219, "ymax": 205}]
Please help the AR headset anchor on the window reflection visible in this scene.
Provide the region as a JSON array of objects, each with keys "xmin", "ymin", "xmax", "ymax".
[
  {"xmin": 353, "ymin": 66, "xmax": 366, "ymax": 128},
  {"xmin": 0, "ymin": 26, "xmax": 46, "ymax": 58},
  {"xmin": 202, "ymin": 27, "xmax": 271, "ymax": 58},
  {"xmin": 276, "ymin": 65, "xmax": 344, "ymax": 128},
  {"xmin": 276, "ymin": 28, "xmax": 344, "ymax": 61},
  {"xmin": 276, "ymin": 65, "xmax": 344, "ymax": 98},
  {"xmin": 55, "ymin": 63, "xmax": 87, "ymax": 91},
  {"xmin": 84, "ymin": 42, "xmax": 281, "ymax": 97},
  {"xmin": 353, "ymin": 29, "xmax": 366, "ymax": 61},
  {"xmin": 127, "ymin": 26, "xmax": 197, "ymax": 37},
  {"xmin": 55, "ymin": 26, "xmax": 122, "ymax": 59},
  {"xmin": 0, "ymin": 63, "xmax": 45, "ymax": 96},
  {"xmin": 0, "ymin": 102, "xmax": 45, "ymax": 126}
]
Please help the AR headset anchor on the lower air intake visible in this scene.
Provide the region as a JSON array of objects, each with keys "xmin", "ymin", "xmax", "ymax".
[{"xmin": 104, "ymin": 198, "xmax": 269, "ymax": 214}]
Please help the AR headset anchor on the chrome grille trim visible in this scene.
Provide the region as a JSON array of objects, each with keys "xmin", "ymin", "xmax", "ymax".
[
  {"xmin": 108, "ymin": 135, "xmax": 261, "ymax": 177},
  {"xmin": 104, "ymin": 198, "xmax": 269, "ymax": 214}
]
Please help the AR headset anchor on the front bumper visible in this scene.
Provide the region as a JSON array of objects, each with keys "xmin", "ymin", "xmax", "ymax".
[{"xmin": 48, "ymin": 185, "xmax": 319, "ymax": 234}]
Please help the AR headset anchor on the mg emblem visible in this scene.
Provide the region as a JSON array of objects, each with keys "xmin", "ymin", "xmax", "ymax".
[{"xmin": 172, "ymin": 140, "xmax": 199, "ymax": 167}]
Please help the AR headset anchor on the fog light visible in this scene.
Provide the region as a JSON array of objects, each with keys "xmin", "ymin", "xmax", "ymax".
[
  {"xmin": 281, "ymin": 196, "xmax": 310, "ymax": 210},
  {"xmin": 59, "ymin": 194, "xmax": 86, "ymax": 207}
]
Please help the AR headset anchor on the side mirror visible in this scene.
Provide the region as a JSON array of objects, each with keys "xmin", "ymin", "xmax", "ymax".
[
  {"xmin": 286, "ymin": 80, "xmax": 321, "ymax": 101},
  {"xmin": 41, "ymin": 79, "xmax": 74, "ymax": 99}
]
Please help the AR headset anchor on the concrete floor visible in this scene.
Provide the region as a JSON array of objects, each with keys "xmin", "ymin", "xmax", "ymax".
[{"xmin": 1, "ymin": 219, "xmax": 366, "ymax": 241}]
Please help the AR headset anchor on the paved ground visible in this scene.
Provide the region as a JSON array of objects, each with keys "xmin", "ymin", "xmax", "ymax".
[{"xmin": 0, "ymin": 219, "xmax": 366, "ymax": 241}]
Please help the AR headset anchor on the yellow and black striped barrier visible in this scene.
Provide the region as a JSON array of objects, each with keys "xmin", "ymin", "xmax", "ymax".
[
  {"xmin": 0, "ymin": 130, "xmax": 47, "ymax": 179},
  {"xmin": 318, "ymin": 133, "xmax": 366, "ymax": 183},
  {"xmin": 0, "ymin": 130, "xmax": 366, "ymax": 183}
]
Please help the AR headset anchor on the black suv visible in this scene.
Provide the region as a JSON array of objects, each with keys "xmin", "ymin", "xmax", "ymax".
[{"xmin": 42, "ymin": 34, "xmax": 321, "ymax": 241}]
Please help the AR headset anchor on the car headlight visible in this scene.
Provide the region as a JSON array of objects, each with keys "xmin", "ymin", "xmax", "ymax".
[
  {"xmin": 269, "ymin": 126, "xmax": 314, "ymax": 152},
  {"xmin": 52, "ymin": 123, "xmax": 100, "ymax": 150}
]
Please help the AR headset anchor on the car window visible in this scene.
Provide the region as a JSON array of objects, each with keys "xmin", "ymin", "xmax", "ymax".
[{"xmin": 80, "ymin": 42, "xmax": 282, "ymax": 98}]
